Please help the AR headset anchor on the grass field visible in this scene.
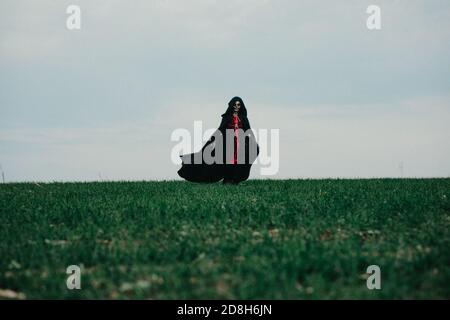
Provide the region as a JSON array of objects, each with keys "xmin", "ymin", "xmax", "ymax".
[{"xmin": 1, "ymin": 179, "xmax": 449, "ymax": 299}]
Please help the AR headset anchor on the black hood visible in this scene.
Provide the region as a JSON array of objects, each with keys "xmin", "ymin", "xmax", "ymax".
[{"xmin": 221, "ymin": 96, "xmax": 247, "ymax": 117}]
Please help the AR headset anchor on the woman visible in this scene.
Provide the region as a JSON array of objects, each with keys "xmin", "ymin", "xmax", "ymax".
[{"xmin": 177, "ymin": 96, "xmax": 259, "ymax": 184}]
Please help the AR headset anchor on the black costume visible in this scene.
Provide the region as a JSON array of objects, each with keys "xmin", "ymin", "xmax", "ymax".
[{"xmin": 177, "ymin": 97, "xmax": 259, "ymax": 184}]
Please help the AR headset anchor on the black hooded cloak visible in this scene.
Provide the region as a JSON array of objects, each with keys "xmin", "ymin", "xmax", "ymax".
[{"xmin": 177, "ymin": 96, "xmax": 259, "ymax": 183}]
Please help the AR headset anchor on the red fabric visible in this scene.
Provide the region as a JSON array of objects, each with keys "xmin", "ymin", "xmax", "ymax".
[{"xmin": 227, "ymin": 114, "xmax": 243, "ymax": 164}]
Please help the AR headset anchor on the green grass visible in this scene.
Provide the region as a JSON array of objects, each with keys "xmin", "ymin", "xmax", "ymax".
[{"xmin": 1, "ymin": 179, "xmax": 449, "ymax": 299}]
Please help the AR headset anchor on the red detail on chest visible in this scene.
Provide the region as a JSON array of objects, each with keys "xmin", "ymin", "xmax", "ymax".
[{"xmin": 227, "ymin": 115, "xmax": 243, "ymax": 164}]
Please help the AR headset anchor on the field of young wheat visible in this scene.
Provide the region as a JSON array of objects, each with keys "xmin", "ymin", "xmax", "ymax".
[{"xmin": 1, "ymin": 179, "xmax": 449, "ymax": 299}]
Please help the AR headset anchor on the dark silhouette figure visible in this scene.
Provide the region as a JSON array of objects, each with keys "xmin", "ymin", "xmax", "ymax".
[{"xmin": 177, "ymin": 96, "xmax": 259, "ymax": 184}]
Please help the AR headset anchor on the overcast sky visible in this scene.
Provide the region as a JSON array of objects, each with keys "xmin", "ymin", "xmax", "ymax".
[{"xmin": 1, "ymin": 0, "xmax": 449, "ymax": 182}]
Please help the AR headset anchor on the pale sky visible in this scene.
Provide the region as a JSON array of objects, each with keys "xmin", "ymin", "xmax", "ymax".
[{"xmin": 1, "ymin": 0, "xmax": 450, "ymax": 182}]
